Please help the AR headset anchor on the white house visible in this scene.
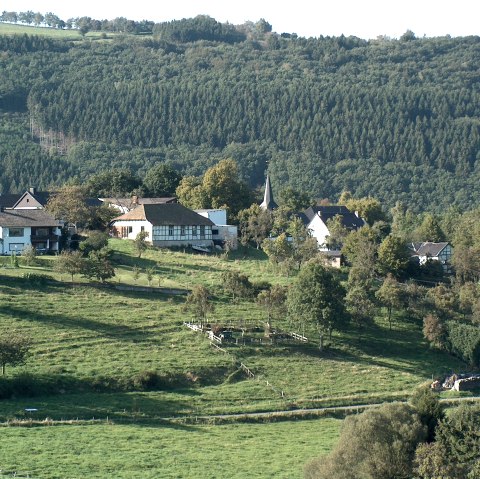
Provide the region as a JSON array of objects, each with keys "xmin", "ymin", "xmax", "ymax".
[
  {"xmin": 194, "ymin": 209, "xmax": 238, "ymax": 250},
  {"xmin": 0, "ymin": 209, "xmax": 62, "ymax": 254},
  {"xmin": 110, "ymin": 203, "xmax": 215, "ymax": 249},
  {"xmin": 410, "ymin": 242, "xmax": 453, "ymax": 271},
  {"xmin": 302, "ymin": 205, "xmax": 365, "ymax": 251}
]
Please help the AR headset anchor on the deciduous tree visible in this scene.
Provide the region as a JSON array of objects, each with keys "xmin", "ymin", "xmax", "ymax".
[
  {"xmin": 305, "ymin": 403, "xmax": 426, "ymax": 479},
  {"xmin": 134, "ymin": 231, "xmax": 149, "ymax": 258},
  {"xmin": 0, "ymin": 333, "xmax": 31, "ymax": 376},
  {"xmin": 183, "ymin": 284, "xmax": 214, "ymax": 327},
  {"xmin": 287, "ymin": 260, "xmax": 346, "ymax": 350},
  {"xmin": 54, "ymin": 250, "xmax": 84, "ymax": 281},
  {"xmin": 375, "ymin": 273, "xmax": 403, "ymax": 330}
]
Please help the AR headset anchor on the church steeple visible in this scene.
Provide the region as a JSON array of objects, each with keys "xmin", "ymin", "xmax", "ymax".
[{"xmin": 260, "ymin": 175, "xmax": 278, "ymax": 210}]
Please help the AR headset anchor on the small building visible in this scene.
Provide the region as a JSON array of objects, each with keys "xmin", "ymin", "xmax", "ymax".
[
  {"xmin": 110, "ymin": 203, "xmax": 215, "ymax": 249},
  {"xmin": 318, "ymin": 250, "xmax": 342, "ymax": 269},
  {"xmin": 301, "ymin": 205, "xmax": 365, "ymax": 251},
  {"xmin": 410, "ymin": 242, "xmax": 453, "ymax": 271},
  {"xmin": 194, "ymin": 209, "xmax": 238, "ymax": 250},
  {"xmin": 0, "ymin": 209, "xmax": 62, "ymax": 254}
]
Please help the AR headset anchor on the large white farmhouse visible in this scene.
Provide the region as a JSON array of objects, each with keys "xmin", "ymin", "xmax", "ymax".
[{"xmin": 110, "ymin": 203, "xmax": 215, "ymax": 249}]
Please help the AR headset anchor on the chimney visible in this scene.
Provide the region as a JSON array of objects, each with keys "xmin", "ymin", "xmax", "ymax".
[
  {"xmin": 29, "ymin": 187, "xmax": 36, "ymax": 195},
  {"xmin": 132, "ymin": 195, "xmax": 138, "ymax": 205},
  {"xmin": 354, "ymin": 210, "xmax": 360, "ymax": 218}
]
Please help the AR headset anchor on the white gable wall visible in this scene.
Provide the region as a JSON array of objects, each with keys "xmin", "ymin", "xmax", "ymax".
[
  {"xmin": 308, "ymin": 215, "xmax": 330, "ymax": 250},
  {"xmin": 196, "ymin": 209, "xmax": 227, "ymax": 225},
  {"xmin": 112, "ymin": 220, "xmax": 153, "ymax": 243}
]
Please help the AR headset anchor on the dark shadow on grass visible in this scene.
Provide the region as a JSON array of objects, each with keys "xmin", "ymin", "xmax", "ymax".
[
  {"xmin": 111, "ymin": 252, "xmax": 158, "ymax": 269},
  {"xmin": 0, "ymin": 304, "xmax": 156, "ymax": 344}
]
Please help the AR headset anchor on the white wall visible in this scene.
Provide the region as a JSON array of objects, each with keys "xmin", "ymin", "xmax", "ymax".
[
  {"xmin": 308, "ymin": 215, "xmax": 330, "ymax": 250},
  {"xmin": 112, "ymin": 220, "xmax": 153, "ymax": 243},
  {"xmin": 196, "ymin": 209, "xmax": 227, "ymax": 225},
  {"xmin": 214, "ymin": 225, "xmax": 238, "ymax": 249}
]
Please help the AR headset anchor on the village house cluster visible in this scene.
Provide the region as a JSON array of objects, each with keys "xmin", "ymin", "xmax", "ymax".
[{"xmin": 0, "ymin": 181, "xmax": 453, "ymax": 272}]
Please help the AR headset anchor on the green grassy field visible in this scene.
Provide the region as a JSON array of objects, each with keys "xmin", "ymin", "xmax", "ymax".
[
  {"xmin": 0, "ymin": 418, "xmax": 341, "ymax": 478},
  {"xmin": 0, "ymin": 240, "xmax": 468, "ymax": 477},
  {"xmin": 0, "ymin": 22, "xmax": 117, "ymax": 40}
]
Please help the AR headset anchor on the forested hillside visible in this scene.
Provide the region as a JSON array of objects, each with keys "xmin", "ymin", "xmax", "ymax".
[{"xmin": 0, "ymin": 18, "xmax": 479, "ymax": 212}]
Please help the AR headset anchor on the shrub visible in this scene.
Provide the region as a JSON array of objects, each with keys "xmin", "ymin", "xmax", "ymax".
[
  {"xmin": 22, "ymin": 273, "xmax": 52, "ymax": 286},
  {"xmin": 445, "ymin": 320, "xmax": 480, "ymax": 366}
]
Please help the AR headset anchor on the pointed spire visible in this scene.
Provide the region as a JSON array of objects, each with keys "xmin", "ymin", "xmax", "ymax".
[{"xmin": 260, "ymin": 175, "xmax": 278, "ymax": 210}]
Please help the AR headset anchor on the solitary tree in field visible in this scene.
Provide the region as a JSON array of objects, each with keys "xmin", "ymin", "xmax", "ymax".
[
  {"xmin": 54, "ymin": 250, "xmax": 84, "ymax": 281},
  {"xmin": 287, "ymin": 260, "xmax": 346, "ymax": 350},
  {"xmin": 257, "ymin": 284, "xmax": 287, "ymax": 336},
  {"xmin": 222, "ymin": 271, "xmax": 253, "ymax": 302},
  {"xmin": 0, "ymin": 333, "xmax": 31, "ymax": 376},
  {"xmin": 375, "ymin": 273, "xmax": 403, "ymax": 330},
  {"xmin": 82, "ymin": 248, "xmax": 115, "ymax": 283},
  {"xmin": 183, "ymin": 284, "xmax": 214, "ymax": 327},
  {"xmin": 134, "ymin": 231, "xmax": 149, "ymax": 258}
]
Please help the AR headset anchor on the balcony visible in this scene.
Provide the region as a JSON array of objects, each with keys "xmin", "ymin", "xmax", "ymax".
[{"xmin": 31, "ymin": 234, "xmax": 60, "ymax": 242}]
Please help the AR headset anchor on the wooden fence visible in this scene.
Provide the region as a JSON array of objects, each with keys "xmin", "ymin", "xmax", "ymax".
[{"xmin": 289, "ymin": 332, "xmax": 308, "ymax": 342}]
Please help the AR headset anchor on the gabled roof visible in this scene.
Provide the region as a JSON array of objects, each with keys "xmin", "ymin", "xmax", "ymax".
[
  {"xmin": 112, "ymin": 203, "xmax": 215, "ymax": 226},
  {"xmin": 303, "ymin": 205, "xmax": 365, "ymax": 229},
  {"xmin": 0, "ymin": 209, "xmax": 62, "ymax": 227},
  {"xmin": 414, "ymin": 242, "xmax": 450, "ymax": 257},
  {"xmin": 101, "ymin": 197, "xmax": 176, "ymax": 211},
  {"xmin": 12, "ymin": 191, "xmax": 50, "ymax": 209},
  {"xmin": 0, "ymin": 193, "xmax": 22, "ymax": 209},
  {"xmin": 260, "ymin": 175, "xmax": 278, "ymax": 210}
]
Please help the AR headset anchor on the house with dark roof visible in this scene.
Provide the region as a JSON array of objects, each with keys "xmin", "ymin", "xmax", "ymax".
[
  {"xmin": 302, "ymin": 205, "xmax": 365, "ymax": 250},
  {"xmin": 110, "ymin": 203, "xmax": 215, "ymax": 249},
  {"xmin": 0, "ymin": 187, "xmax": 51, "ymax": 210},
  {"xmin": 410, "ymin": 242, "xmax": 453, "ymax": 271},
  {"xmin": 0, "ymin": 209, "xmax": 63, "ymax": 254}
]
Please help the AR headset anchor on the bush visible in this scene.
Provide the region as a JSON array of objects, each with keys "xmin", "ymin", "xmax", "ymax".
[
  {"xmin": 79, "ymin": 231, "xmax": 109, "ymax": 256},
  {"xmin": 445, "ymin": 320, "xmax": 480, "ymax": 366},
  {"xmin": 21, "ymin": 273, "xmax": 53, "ymax": 286}
]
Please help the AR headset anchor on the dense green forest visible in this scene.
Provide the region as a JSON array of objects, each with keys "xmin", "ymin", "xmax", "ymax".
[{"xmin": 0, "ymin": 17, "xmax": 479, "ymax": 212}]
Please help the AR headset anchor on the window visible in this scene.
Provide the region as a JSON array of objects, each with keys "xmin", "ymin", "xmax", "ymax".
[
  {"xmin": 212, "ymin": 229, "xmax": 219, "ymax": 235},
  {"xmin": 168, "ymin": 225, "xmax": 174, "ymax": 236},
  {"xmin": 200, "ymin": 225, "xmax": 205, "ymax": 238},
  {"xmin": 141, "ymin": 226, "xmax": 145, "ymax": 232},
  {"xmin": 34, "ymin": 228, "xmax": 49, "ymax": 237},
  {"xmin": 180, "ymin": 225, "xmax": 186, "ymax": 237},
  {"xmin": 121, "ymin": 226, "xmax": 133, "ymax": 238},
  {"xmin": 8, "ymin": 228, "xmax": 24, "ymax": 237},
  {"xmin": 192, "ymin": 226, "xmax": 197, "ymax": 237},
  {"xmin": 9, "ymin": 243, "xmax": 24, "ymax": 252}
]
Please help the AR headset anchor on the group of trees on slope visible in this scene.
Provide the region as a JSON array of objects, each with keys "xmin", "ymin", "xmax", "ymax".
[
  {"xmin": 0, "ymin": 27, "xmax": 479, "ymax": 212},
  {"xmin": 306, "ymin": 391, "xmax": 480, "ymax": 479}
]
